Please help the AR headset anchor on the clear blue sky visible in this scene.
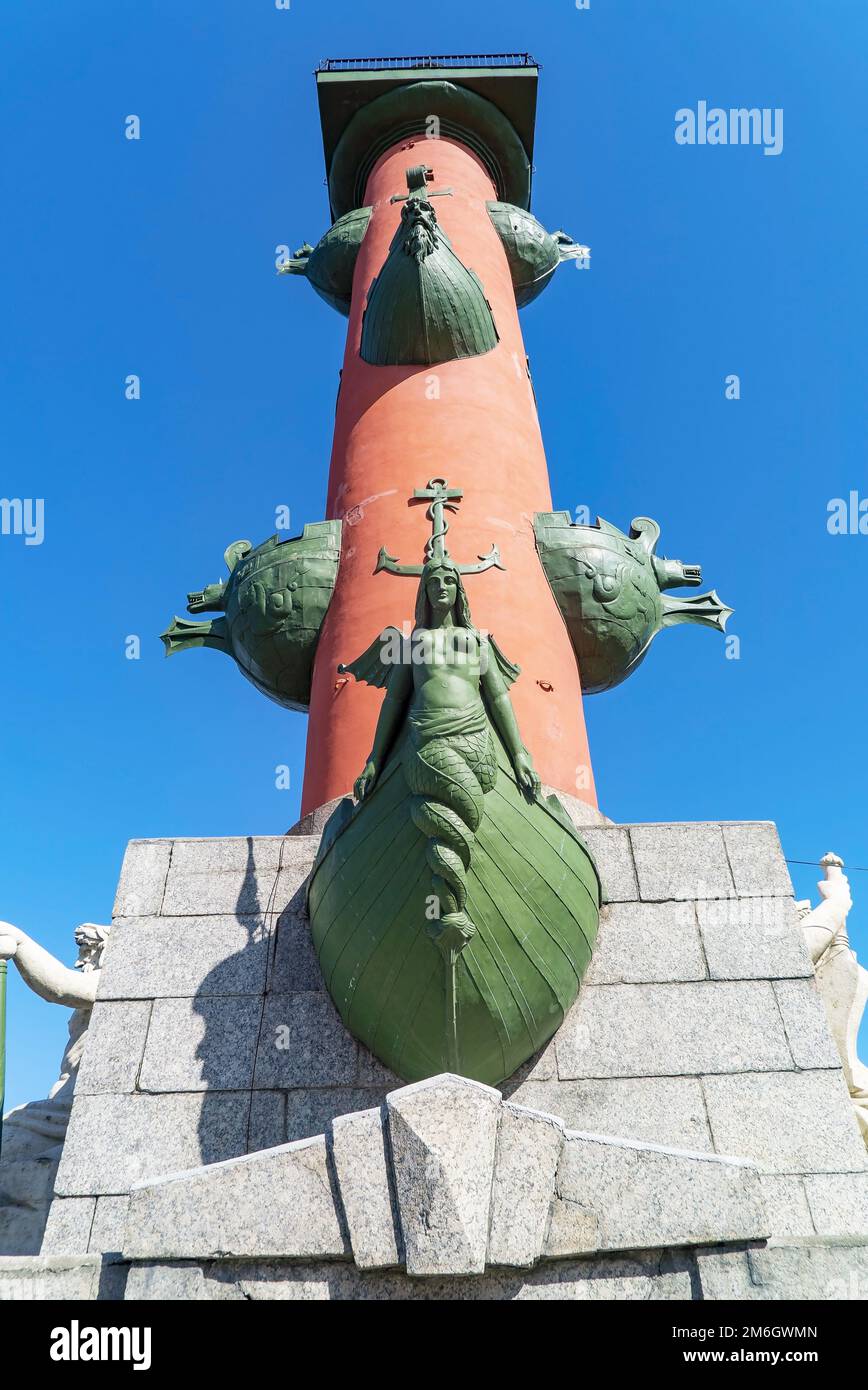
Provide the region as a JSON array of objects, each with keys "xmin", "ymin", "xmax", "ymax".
[{"xmin": 2, "ymin": 1, "xmax": 866, "ymax": 1109}]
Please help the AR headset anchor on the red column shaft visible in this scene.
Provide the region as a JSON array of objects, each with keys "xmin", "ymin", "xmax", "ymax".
[{"xmin": 301, "ymin": 135, "xmax": 596, "ymax": 815}]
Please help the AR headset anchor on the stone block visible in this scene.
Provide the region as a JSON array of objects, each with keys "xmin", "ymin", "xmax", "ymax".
[
  {"xmin": 773, "ymin": 980, "xmax": 842, "ymax": 1069},
  {"xmin": 123, "ymin": 1136, "xmax": 348, "ymax": 1261},
  {"xmin": 270, "ymin": 865, "xmax": 318, "ymax": 914},
  {"xmin": 357, "ymin": 1046, "xmax": 403, "ymax": 1088},
  {"xmin": 160, "ymin": 866, "xmax": 277, "ymax": 917},
  {"xmin": 89, "ymin": 1197, "xmax": 131, "ymax": 1255},
  {"xmin": 545, "ymin": 1132, "xmax": 766, "ymax": 1257},
  {"xmin": 138, "ymin": 996, "xmax": 263, "ymax": 1093},
  {"xmin": 0, "ymin": 1255, "xmax": 102, "ymax": 1301},
  {"xmin": 758, "ymin": 1176, "xmax": 815, "ymax": 1237},
  {"xmin": 248, "ymin": 1092, "xmax": 286, "ymax": 1152},
  {"xmin": 696, "ymin": 897, "xmax": 813, "ymax": 980},
  {"xmin": 285, "ymin": 1088, "xmax": 390, "ymax": 1143},
  {"xmin": 629, "ymin": 823, "xmax": 735, "ymax": 901},
  {"xmin": 168, "ymin": 837, "xmax": 286, "ymax": 874},
  {"xmin": 159, "ymin": 1250, "xmax": 695, "ymax": 1301},
  {"xmin": 254, "ymin": 992, "xmax": 357, "ymax": 1089},
  {"xmin": 804, "ymin": 1174, "xmax": 868, "ymax": 1237},
  {"xmin": 507, "ymin": 1076, "xmax": 714, "ymax": 1152},
  {"xmin": 697, "ymin": 1239, "xmax": 868, "ymax": 1301},
  {"xmin": 75, "ymin": 1001, "xmax": 152, "ymax": 1095},
  {"xmin": 268, "ymin": 910, "xmax": 323, "ymax": 992},
  {"xmin": 586, "ymin": 901, "xmax": 705, "ymax": 984},
  {"xmin": 54, "ymin": 1092, "xmax": 251, "ymax": 1196},
  {"xmin": 556, "ymin": 980, "xmax": 792, "ymax": 1079},
  {"xmin": 40, "ymin": 1198, "xmax": 95, "ymax": 1255},
  {"xmin": 722, "ymin": 822, "xmax": 793, "ymax": 897},
  {"xmin": 387, "ymin": 1075, "xmax": 501, "ymax": 1276},
  {"xmin": 112, "ymin": 840, "xmax": 171, "ymax": 918},
  {"xmin": 99, "ymin": 915, "xmax": 270, "ymax": 999},
  {"xmin": 329, "ymin": 1107, "xmax": 401, "ymax": 1269},
  {"xmin": 488, "ymin": 1103, "xmax": 564, "ymax": 1268},
  {"xmin": 123, "ymin": 1262, "xmax": 245, "ymax": 1300},
  {"xmin": 577, "ymin": 826, "xmax": 638, "ymax": 902},
  {"xmin": 703, "ymin": 1070, "xmax": 868, "ymax": 1175}
]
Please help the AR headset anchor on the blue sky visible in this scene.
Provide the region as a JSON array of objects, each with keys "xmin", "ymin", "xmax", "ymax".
[{"xmin": 2, "ymin": 1, "xmax": 866, "ymax": 1108}]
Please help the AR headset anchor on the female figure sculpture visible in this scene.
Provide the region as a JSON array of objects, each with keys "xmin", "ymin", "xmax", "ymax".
[{"xmin": 348, "ymin": 557, "xmax": 540, "ymax": 958}]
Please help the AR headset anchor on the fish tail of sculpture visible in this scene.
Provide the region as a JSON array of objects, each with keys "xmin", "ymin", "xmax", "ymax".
[{"xmin": 404, "ymin": 731, "xmax": 491, "ymax": 959}]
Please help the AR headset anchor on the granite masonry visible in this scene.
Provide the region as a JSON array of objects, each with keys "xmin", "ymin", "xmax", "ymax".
[{"xmin": 2, "ymin": 816, "xmax": 867, "ymax": 1300}]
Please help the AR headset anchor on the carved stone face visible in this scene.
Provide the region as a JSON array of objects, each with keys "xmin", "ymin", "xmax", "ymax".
[
  {"xmin": 425, "ymin": 568, "xmax": 458, "ymax": 615},
  {"xmin": 74, "ymin": 924, "xmax": 110, "ymax": 973}
]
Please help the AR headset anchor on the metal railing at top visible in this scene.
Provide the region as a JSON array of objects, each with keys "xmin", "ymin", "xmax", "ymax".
[{"xmin": 316, "ymin": 54, "xmax": 538, "ymax": 73}]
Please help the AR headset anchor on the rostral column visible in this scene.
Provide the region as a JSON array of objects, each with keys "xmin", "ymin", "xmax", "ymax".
[
  {"xmin": 297, "ymin": 56, "xmax": 597, "ymax": 818},
  {"xmin": 163, "ymin": 55, "xmax": 730, "ymax": 1083}
]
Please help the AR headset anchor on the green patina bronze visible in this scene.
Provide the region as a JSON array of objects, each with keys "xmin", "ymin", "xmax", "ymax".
[
  {"xmin": 487, "ymin": 202, "xmax": 589, "ymax": 307},
  {"xmin": 325, "ymin": 79, "xmax": 533, "ymax": 220},
  {"xmin": 278, "ymin": 206, "xmax": 373, "ymax": 317},
  {"xmin": 306, "ymin": 483, "xmax": 600, "ymax": 1086},
  {"xmin": 161, "ymin": 520, "xmax": 341, "ymax": 712},
  {"xmin": 534, "ymin": 512, "xmax": 733, "ymax": 694},
  {"xmin": 360, "ymin": 166, "xmax": 498, "ymax": 366}
]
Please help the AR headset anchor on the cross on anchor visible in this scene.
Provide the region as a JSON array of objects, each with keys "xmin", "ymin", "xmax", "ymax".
[
  {"xmin": 389, "ymin": 164, "xmax": 453, "ymax": 204},
  {"xmin": 374, "ymin": 477, "xmax": 505, "ymax": 577}
]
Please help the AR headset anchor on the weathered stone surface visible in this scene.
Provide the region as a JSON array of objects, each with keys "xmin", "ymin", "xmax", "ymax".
[
  {"xmin": 123, "ymin": 1262, "xmax": 245, "ymax": 1300},
  {"xmin": 285, "ymin": 1087, "xmax": 390, "ymax": 1143},
  {"xmin": 758, "ymin": 1176, "xmax": 815, "ymax": 1238},
  {"xmin": 356, "ymin": 1047, "xmax": 403, "ymax": 1088},
  {"xmin": 123, "ymin": 1136, "xmax": 349, "ymax": 1260},
  {"xmin": 55, "ymin": 1093, "xmax": 250, "ymax": 1196},
  {"xmin": 168, "ymin": 837, "xmax": 287, "ymax": 874},
  {"xmin": 329, "ymin": 1107, "xmax": 401, "ymax": 1269},
  {"xmin": 40, "ymin": 1198, "xmax": 95, "ymax": 1255},
  {"xmin": 112, "ymin": 840, "xmax": 171, "ymax": 918},
  {"xmin": 722, "ymin": 823, "xmax": 793, "ymax": 898},
  {"xmin": 556, "ymin": 981, "xmax": 792, "ymax": 1079},
  {"xmin": 254, "ymin": 992, "xmax": 357, "ymax": 1089},
  {"xmin": 248, "ymin": 1092, "xmax": 286, "ymax": 1152},
  {"xmin": 0, "ymin": 1255, "xmax": 103, "ymax": 1301},
  {"xmin": 804, "ymin": 1174, "xmax": 868, "ymax": 1237},
  {"xmin": 696, "ymin": 896, "xmax": 813, "ymax": 980},
  {"xmin": 697, "ymin": 1239, "xmax": 868, "ymax": 1301},
  {"xmin": 773, "ymin": 980, "xmax": 842, "ymax": 1069},
  {"xmin": 703, "ymin": 1071, "xmax": 868, "ymax": 1175},
  {"xmin": 586, "ymin": 901, "xmax": 705, "ymax": 984},
  {"xmin": 629, "ymin": 823, "xmax": 736, "ymax": 901},
  {"xmin": 268, "ymin": 910, "xmax": 323, "ymax": 993},
  {"xmin": 507, "ymin": 1076, "xmax": 714, "ymax": 1152},
  {"xmin": 138, "ymin": 996, "xmax": 263, "ymax": 1093},
  {"xmin": 270, "ymin": 865, "xmax": 319, "ymax": 914},
  {"xmin": 488, "ymin": 1103, "xmax": 564, "ymax": 1268},
  {"xmin": 577, "ymin": 827, "xmax": 638, "ymax": 902},
  {"xmin": 75, "ymin": 1001, "xmax": 152, "ymax": 1095},
  {"xmin": 160, "ymin": 867, "xmax": 278, "ymax": 917},
  {"xmin": 387, "ymin": 1075, "xmax": 501, "ymax": 1276},
  {"xmin": 89, "ymin": 1197, "xmax": 130, "ymax": 1254},
  {"xmin": 128, "ymin": 1250, "xmax": 695, "ymax": 1301},
  {"xmin": 545, "ymin": 1132, "xmax": 766, "ymax": 1257},
  {"xmin": 100, "ymin": 915, "xmax": 270, "ymax": 998}
]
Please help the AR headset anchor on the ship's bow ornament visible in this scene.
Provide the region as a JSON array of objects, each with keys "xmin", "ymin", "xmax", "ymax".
[
  {"xmin": 306, "ymin": 481, "xmax": 600, "ymax": 1087},
  {"xmin": 534, "ymin": 512, "xmax": 733, "ymax": 694}
]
